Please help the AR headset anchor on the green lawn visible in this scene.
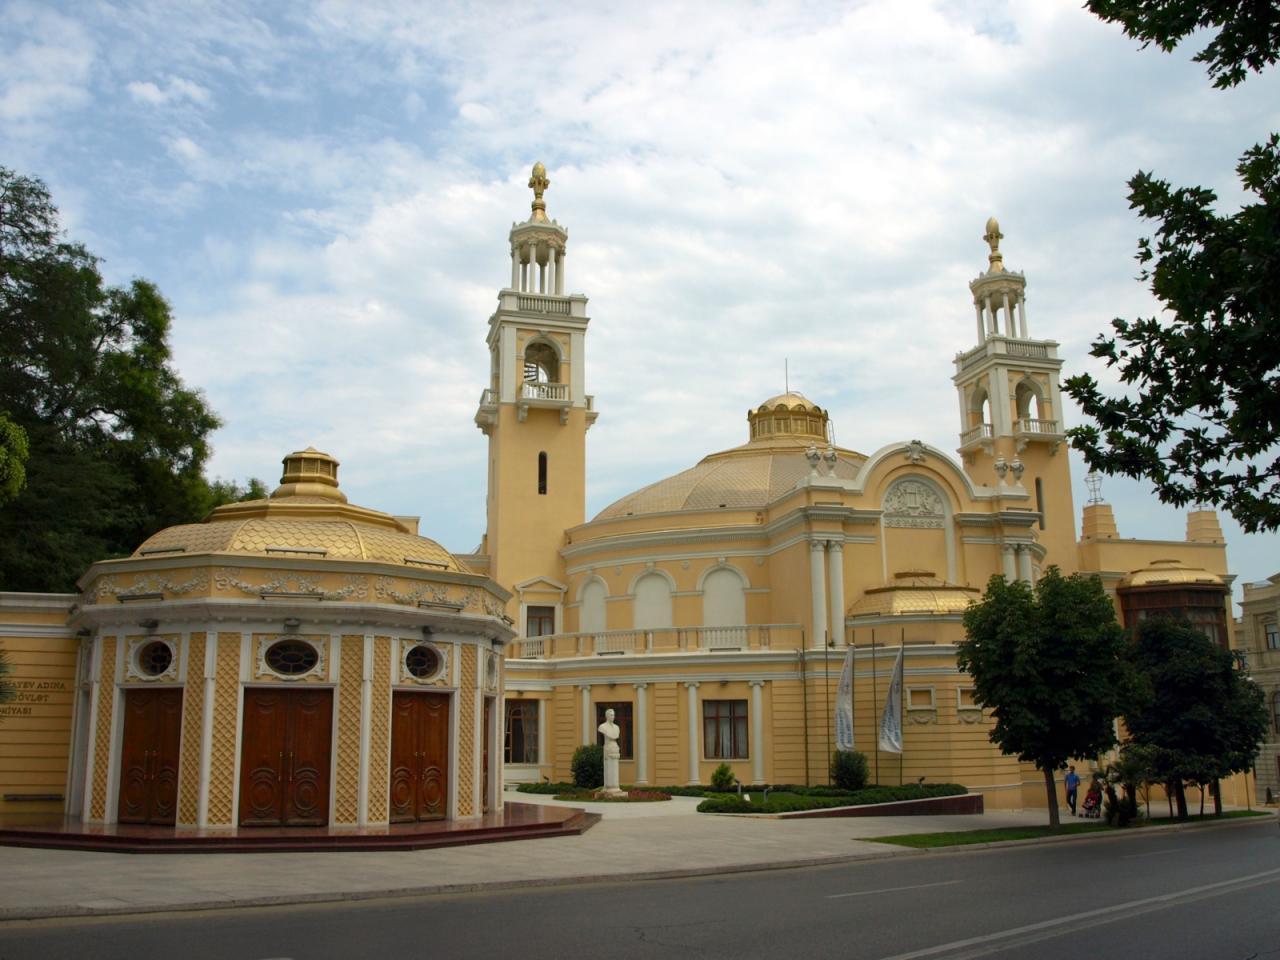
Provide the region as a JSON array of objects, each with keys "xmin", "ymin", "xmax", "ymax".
[{"xmin": 870, "ymin": 810, "xmax": 1271, "ymax": 848}]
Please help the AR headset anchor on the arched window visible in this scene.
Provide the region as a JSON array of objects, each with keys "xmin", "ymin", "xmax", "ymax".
[
  {"xmin": 1015, "ymin": 380, "xmax": 1042, "ymax": 423},
  {"xmin": 969, "ymin": 386, "xmax": 992, "ymax": 431},
  {"xmin": 579, "ymin": 579, "xmax": 607, "ymax": 634},
  {"xmin": 523, "ymin": 341, "xmax": 559, "ymax": 383},
  {"xmin": 633, "ymin": 573, "xmax": 673, "ymax": 629},
  {"xmin": 702, "ymin": 567, "xmax": 746, "ymax": 627},
  {"xmin": 538, "ymin": 452, "xmax": 547, "ymax": 495}
]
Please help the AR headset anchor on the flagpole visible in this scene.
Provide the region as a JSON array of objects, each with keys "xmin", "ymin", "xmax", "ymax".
[
  {"xmin": 871, "ymin": 628, "xmax": 879, "ymax": 786},
  {"xmin": 899, "ymin": 628, "xmax": 906, "ymax": 787}
]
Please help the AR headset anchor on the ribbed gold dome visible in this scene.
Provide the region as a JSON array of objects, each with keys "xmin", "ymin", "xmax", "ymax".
[
  {"xmin": 133, "ymin": 449, "xmax": 464, "ymax": 572},
  {"xmin": 1119, "ymin": 558, "xmax": 1223, "ymax": 589},
  {"xmin": 847, "ymin": 572, "xmax": 980, "ymax": 618},
  {"xmin": 747, "ymin": 391, "xmax": 829, "ymax": 442}
]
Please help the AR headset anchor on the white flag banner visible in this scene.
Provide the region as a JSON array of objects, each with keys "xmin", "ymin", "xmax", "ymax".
[
  {"xmin": 835, "ymin": 646, "xmax": 854, "ymax": 751},
  {"xmin": 878, "ymin": 644, "xmax": 904, "ymax": 754}
]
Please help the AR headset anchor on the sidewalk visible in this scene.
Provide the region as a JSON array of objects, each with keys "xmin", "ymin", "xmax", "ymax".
[{"xmin": 0, "ymin": 796, "xmax": 1259, "ymax": 921}]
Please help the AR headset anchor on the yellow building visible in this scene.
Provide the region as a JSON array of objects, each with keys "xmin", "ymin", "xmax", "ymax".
[
  {"xmin": 0, "ymin": 449, "xmax": 513, "ymax": 833},
  {"xmin": 0, "ymin": 164, "xmax": 1244, "ymax": 822},
  {"xmin": 475, "ymin": 169, "xmax": 1237, "ymax": 809}
]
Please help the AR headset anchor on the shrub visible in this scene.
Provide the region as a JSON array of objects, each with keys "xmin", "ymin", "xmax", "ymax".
[
  {"xmin": 696, "ymin": 782, "xmax": 968, "ymax": 814},
  {"xmin": 710, "ymin": 763, "xmax": 736, "ymax": 791},
  {"xmin": 515, "ymin": 782, "xmax": 572, "ymax": 794},
  {"xmin": 830, "ymin": 750, "xmax": 869, "ymax": 791},
  {"xmin": 571, "ymin": 744, "xmax": 603, "ymax": 789}
]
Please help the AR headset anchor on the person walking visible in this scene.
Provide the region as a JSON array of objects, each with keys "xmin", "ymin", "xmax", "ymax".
[{"xmin": 1064, "ymin": 765, "xmax": 1081, "ymax": 816}]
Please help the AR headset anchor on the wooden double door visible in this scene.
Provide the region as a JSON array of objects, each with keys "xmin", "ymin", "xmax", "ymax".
[
  {"xmin": 118, "ymin": 688, "xmax": 183, "ymax": 825},
  {"xmin": 390, "ymin": 692, "xmax": 450, "ymax": 822},
  {"xmin": 239, "ymin": 688, "xmax": 333, "ymax": 827}
]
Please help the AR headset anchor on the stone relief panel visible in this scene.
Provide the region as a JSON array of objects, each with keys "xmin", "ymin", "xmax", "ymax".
[
  {"xmin": 882, "ymin": 478, "xmax": 947, "ymax": 529},
  {"xmin": 91, "ymin": 571, "xmax": 209, "ymax": 603}
]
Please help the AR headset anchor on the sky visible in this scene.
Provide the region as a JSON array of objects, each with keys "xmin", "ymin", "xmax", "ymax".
[{"xmin": 3, "ymin": 0, "xmax": 1277, "ymax": 612}]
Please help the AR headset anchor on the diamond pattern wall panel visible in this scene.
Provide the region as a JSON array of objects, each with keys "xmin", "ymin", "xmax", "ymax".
[
  {"xmin": 177, "ymin": 632, "xmax": 206, "ymax": 826},
  {"xmin": 88, "ymin": 636, "xmax": 117, "ymax": 820},
  {"xmin": 334, "ymin": 636, "xmax": 363, "ymax": 825},
  {"xmin": 365, "ymin": 637, "xmax": 391, "ymax": 822},
  {"xmin": 457, "ymin": 646, "xmax": 477, "ymax": 817},
  {"xmin": 205, "ymin": 634, "xmax": 241, "ymax": 826}
]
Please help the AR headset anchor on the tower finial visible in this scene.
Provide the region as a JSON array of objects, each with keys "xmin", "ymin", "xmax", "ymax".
[
  {"xmin": 529, "ymin": 161, "xmax": 550, "ymax": 222},
  {"xmin": 983, "ymin": 216, "xmax": 1004, "ymax": 273}
]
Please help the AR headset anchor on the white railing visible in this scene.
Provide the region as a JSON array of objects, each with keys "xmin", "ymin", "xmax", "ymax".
[
  {"xmin": 518, "ymin": 294, "xmax": 571, "ymax": 315},
  {"xmin": 478, "ymin": 388, "xmax": 497, "ymax": 406},
  {"xmin": 958, "ymin": 346, "xmax": 987, "ymax": 371},
  {"xmin": 1017, "ymin": 418, "xmax": 1060, "ymax": 435},
  {"xmin": 521, "ymin": 381, "xmax": 570, "ymax": 402},
  {"xmin": 506, "ymin": 624, "xmax": 799, "ymax": 660},
  {"xmin": 1006, "ymin": 342, "xmax": 1049, "ymax": 359},
  {"xmin": 960, "ymin": 423, "xmax": 993, "ymax": 445}
]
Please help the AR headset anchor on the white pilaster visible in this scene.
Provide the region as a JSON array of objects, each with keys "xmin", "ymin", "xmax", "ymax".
[
  {"xmin": 634, "ymin": 683, "xmax": 649, "ymax": 785},
  {"xmin": 81, "ymin": 635, "xmax": 103, "ymax": 823},
  {"xmin": 197, "ymin": 626, "xmax": 218, "ymax": 827},
  {"xmin": 685, "ymin": 682, "xmax": 700, "ymax": 784},
  {"xmin": 810, "ymin": 540, "xmax": 828, "ymax": 648},
  {"xmin": 358, "ymin": 633, "xmax": 373, "ymax": 825},
  {"xmin": 581, "ymin": 685, "xmax": 592, "ymax": 745},
  {"xmin": 827, "ymin": 539, "xmax": 845, "ymax": 648},
  {"xmin": 1002, "ymin": 544, "xmax": 1017, "ymax": 582},
  {"xmin": 749, "ymin": 680, "xmax": 765, "ymax": 785}
]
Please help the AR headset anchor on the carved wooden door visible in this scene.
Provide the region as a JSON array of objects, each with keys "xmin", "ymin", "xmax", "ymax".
[
  {"xmin": 390, "ymin": 692, "xmax": 450, "ymax": 822},
  {"xmin": 239, "ymin": 688, "xmax": 332, "ymax": 827},
  {"xmin": 117, "ymin": 688, "xmax": 183, "ymax": 826}
]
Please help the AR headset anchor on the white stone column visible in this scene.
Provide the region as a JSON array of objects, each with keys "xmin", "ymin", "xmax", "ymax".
[
  {"xmin": 685, "ymin": 682, "xmax": 700, "ymax": 784},
  {"xmin": 810, "ymin": 540, "xmax": 828, "ymax": 648},
  {"xmin": 974, "ymin": 302, "xmax": 985, "ymax": 342},
  {"xmin": 984, "ymin": 296, "xmax": 995, "ymax": 335},
  {"xmin": 827, "ymin": 539, "xmax": 845, "ymax": 648},
  {"xmin": 749, "ymin": 680, "xmax": 766, "ymax": 784},
  {"xmin": 358, "ymin": 634, "xmax": 374, "ymax": 825},
  {"xmin": 1002, "ymin": 292, "xmax": 1012, "ymax": 336},
  {"xmin": 510, "ymin": 247, "xmax": 519, "ymax": 289},
  {"xmin": 545, "ymin": 248, "xmax": 555, "ymax": 294},
  {"xmin": 1002, "ymin": 544, "xmax": 1017, "ymax": 582},
  {"xmin": 197, "ymin": 626, "xmax": 218, "ymax": 827},
  {"xmin": 526, "ymin": 241, "xmax": 538, "ymax": 291},
  {"xmin": 634, "ymin": 683, "xmax": 649, "ymax": 785},
  {"xmin": 1017, "ymin": 295, "xmax": 1028, "ymax": 338},
  {"xmin": 1017, "ymin": 545, "xmax": 1034, "ymax": 584},
  {"xmin": 555, "ymin": 249, "xmax": 565, "ymax": 294},
  {"xmin": 581, "ymin": 685, "xmax": 593, "ymax": 745}
]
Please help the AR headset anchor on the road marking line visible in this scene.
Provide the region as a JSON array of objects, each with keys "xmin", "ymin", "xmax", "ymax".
[
  {"xmin": 1121, "ymin": 847, "xmax": 1187, "ymax": 859},
  {"xmin": 827, "ymin": 880, "xmax": 963, "ymax": 900},
  {"xmin": 874, "ymin": 867, "xmax": 1280, "ymax": 960}
]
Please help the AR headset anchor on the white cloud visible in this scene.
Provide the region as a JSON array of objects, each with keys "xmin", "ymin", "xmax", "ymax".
[
  {"xmin": 126, "ymin": 76, "xmax": 212, "ymax": 107},
  {"xmin": 0, "ymin": 4, "xmax": 94, "ymax": 125}
]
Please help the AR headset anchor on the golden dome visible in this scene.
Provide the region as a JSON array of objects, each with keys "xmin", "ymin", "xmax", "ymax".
[
  {"xmin": 847, "ymin": 572, "xmax": 980, "ymax": 619},
  {"xmin": 133, "ymin": 449, "xmax": 464, "ymax": 572},
  {"xmin": 1119, "ymin": 558, "xmax": 1224, "ymax": 589},
  {"xmin": 595, "ymin": 391, "xmax": 858, "ymax": 520},
  {"xmin": 748, "ymin": 391, "xmax": 829, "ymax": 442}
]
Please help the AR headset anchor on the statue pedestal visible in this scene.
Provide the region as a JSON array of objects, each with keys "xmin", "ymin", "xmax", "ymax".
[{"xmin": 602, "ymin": 749, "xmax": 623, "ymax": 796}]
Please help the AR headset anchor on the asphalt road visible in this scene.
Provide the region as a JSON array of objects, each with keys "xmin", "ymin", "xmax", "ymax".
[{"xmin": 1, "ymin": 819, "xmax": 1276, "ymax": 960}]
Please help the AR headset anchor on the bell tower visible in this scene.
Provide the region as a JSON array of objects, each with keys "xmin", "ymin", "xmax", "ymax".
[
  {"xmin": 952, "ymin": 219, "xmax": 1077, "ymax": 575},
  {"xmin": 474, "ymin": 163, "xmax": 596, "ymax": 625}
]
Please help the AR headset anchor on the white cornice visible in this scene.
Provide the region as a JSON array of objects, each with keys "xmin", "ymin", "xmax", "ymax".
[{"xmin": 0, "ymin": 591, "xmax": 78, "ymax": 612}]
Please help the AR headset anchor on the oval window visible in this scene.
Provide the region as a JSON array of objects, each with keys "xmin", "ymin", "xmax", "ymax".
[
  {"xmin": 405, "ymin": 644, "xmax": 441, "ymax": 680},
  {"xmin": 137, "ymin": 640, "xmax": 173, "ymax": 677},
  {"xmin": 265, "ymin": 639, "xmax": 319, "ymax": 676}
]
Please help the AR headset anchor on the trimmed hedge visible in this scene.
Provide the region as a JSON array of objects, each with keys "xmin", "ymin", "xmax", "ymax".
[
  {"xmin": 515, "ymin": 782, "xmax": 573, "ymax": 795},
  {"xmin": 697, "ymin": 783, "xmax": 968, "ymax": 814}
]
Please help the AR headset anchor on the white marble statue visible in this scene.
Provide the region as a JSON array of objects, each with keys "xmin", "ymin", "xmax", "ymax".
[{"xmin": 597, "ymin": 708, "xmax": 624, "ymax": 795}]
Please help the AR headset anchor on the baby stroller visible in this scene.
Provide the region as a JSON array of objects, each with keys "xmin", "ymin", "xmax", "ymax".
[{"xmin": 1081, "ymin": 783, "xmax": 1103, "ymax": 818}]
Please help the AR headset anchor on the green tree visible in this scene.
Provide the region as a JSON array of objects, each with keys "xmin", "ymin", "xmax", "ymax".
[
  {"xmin": 1067, "ymin": 3, "xmax": 1280, "ymax": 533},
  {"xmin": 957, "ymin": 568, "xmax": 1131, "ymax": 827},
  {"xmin": 1124, "ymin": 618, "xmax": 1268, "ymax": 817},
  {"xmin": 0, "ymin": 412, "xmax": 28, "ymax": 505},
  {"xmin": 0, "ymin": 167, "xmax": 226, "ymax": 591}
]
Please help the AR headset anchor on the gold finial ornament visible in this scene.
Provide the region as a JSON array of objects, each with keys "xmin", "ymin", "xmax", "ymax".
[
  {"xmin": 983, "ymin": 217, "xmax": 1004, "ymax": 273},
  {"xmin": 529, "ymin": 161, "xmax": 550, "ymax": 222}
]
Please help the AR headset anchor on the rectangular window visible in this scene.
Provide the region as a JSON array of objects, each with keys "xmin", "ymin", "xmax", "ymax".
[
  {"xmin": 504, "ymin": 699, "xmax": 539, "ymax": 764},
  {"xmin": 957, "ymin": 687, "xmax": 979, "ymax": 710},
  {"xmin": 908, "ymin": 687, "xmax": 935, "ymax": 709},
  {"xmin": 596, "ymin": 702, "xmax": 634, "ymax": 760},
  {"xmin": 1266, "ymin": 622, "xmax": 1279, "ymax": 650},
  {"xmin": 702, "ymin": 699, "xmax": 748, "ymax": 760},
  {"xmin": 526, "ymin": 605, "xmax": 555, "ymax": 637}
]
